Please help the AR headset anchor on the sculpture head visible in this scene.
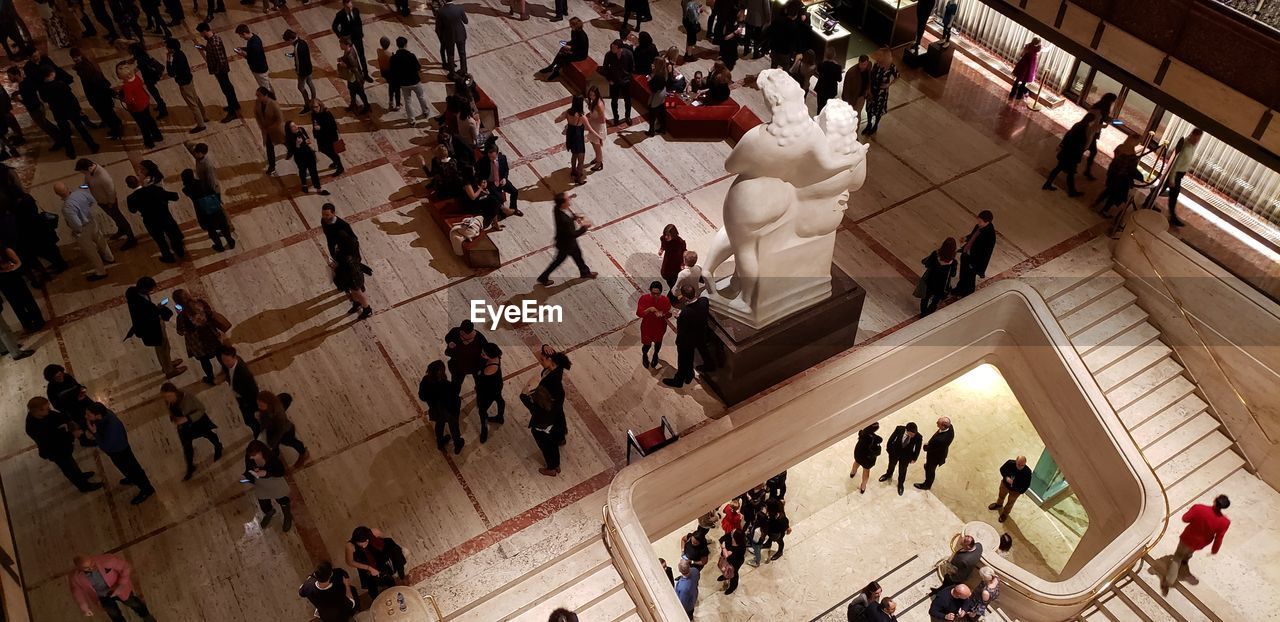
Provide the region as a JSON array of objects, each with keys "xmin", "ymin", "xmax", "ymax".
[{"xmin": 757, "ymin": 69, "xmax": 811, "ymax": 148}]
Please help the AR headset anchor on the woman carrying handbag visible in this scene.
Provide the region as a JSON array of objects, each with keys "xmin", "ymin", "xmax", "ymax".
[{"xmin": 522, "ymin": 344, "xmax": 570, "ymax": 477}]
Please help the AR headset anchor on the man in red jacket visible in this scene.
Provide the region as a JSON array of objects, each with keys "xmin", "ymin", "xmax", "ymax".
[{"xmin": 1162, "ymin": 494, "xmax": 1230, "ymax": 595}]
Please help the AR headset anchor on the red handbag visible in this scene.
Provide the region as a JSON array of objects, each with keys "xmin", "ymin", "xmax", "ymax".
[{"xmin": 333, "ymin": 138, "xmax": 347, "ymax": 154}]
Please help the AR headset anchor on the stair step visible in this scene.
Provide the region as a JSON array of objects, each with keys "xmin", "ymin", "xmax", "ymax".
[
  {"xmin": 510, "ymin": 563, "xmax": 623, "ymax": 622},
  {"xmin": 1157, "ymin": 432, "xmax": 1234, "ymax": 489},
  {"xmin": 1106, "ymin": 359, "xmax": 1186, "ymax": 413},
  {"xmin": 1117, "ymin": 376, "xmax": 1196, "ymax": 430},
  {"xmin": 1144, "ymin": 412, "xmax": 1222, "ymax": 467},
  {"xmin": 1130, "ymin": 393, "xmax": 1209, "ymax": 448},
  {"xmin": 1098, "ymin": 589, "xmax": 1146, "ymax": 621},
  {"xmin": 449, "ymin": 541, "xmax": 610, "ymax": 622},
  {"xmin": 569, "ymin": 582, "xmax": 635, "ymax": 622},
  {"xmin": 1166, "ymin": 449, "xmax": 1245, "ymax": 513},
  {"xmin": 1081, "ymin": 604, "xmax": 1114, "ymax": 621},
  {"xmin": 1131, "ymin": 567, "xmax": 1214, "ymax": 622},
  {"xmin": 1119, "ymin": 576, "xmax": 1179, "ymax": 622},
  {"xmin": 1096, "ymin": 343, "xmax": 1173, "ymax": 392},
  {"xmin": 1084, "ymin": 322, "xmax": 1163, "ymax": 373},
  {"xmin": 1072, "ymin": 304, "xmax": 1149, "ymax": 355},
  {"xmin": 1061, "ymin": 287, "xmax": 1138, "ymax": 337},
  {"xmin": 1050, "ymin": 270, "xmax": 1126, "ymax": 317}
]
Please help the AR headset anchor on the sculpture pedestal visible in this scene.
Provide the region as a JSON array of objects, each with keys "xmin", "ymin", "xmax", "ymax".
[{"xmin": 701, "ymin": 267, "xmax": 864, "ymax": 406}]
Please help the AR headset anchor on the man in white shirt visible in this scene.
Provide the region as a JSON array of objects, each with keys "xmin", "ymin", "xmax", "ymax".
[
  {"xmin": 54, "ymin": 182, "xmax": 113, "ymax": 281},
  {"xmin": 671, "ymin": 251, "xmax": 704, "ymax": 304},
  {"xmin": 75, "ymin": 159, "xmax": 136, "ymax": 249},
  {"xmin": 1164, "ymin": 128, "xmax": 1202, "ymax": 227}
]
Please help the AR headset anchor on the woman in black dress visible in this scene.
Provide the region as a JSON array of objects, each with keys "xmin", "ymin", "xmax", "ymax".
[
  {"xmin": 718, "ymin": 527, "xmax": 747, "ymax": 595},
  {"xmin": 521, "ymin": 345, "xmax": 570, "ymax": 477},
  {"xmin": 849, "ymin": 422, "xmax": 882, "ymax": 494},
  {"xmin": 333, "ymin": 251, "xmax": 372, "ymax": 320},
  {"xmin": 344, "ymin": 525, "xmax": 407, "ymax": 599},
  {"xmin": 310, "ymin": 99, "xmax": 345, "ymax": 176},
  {"xmin": 554, "ymin": 96, "xmax": 601, "ymax": 184},
  {"xmin": 462, "ymin": 178, "xmax": 502, "ymax": 230},
  {"xmin": 475, "ymin": 342, "xmax": 506, "ymax": 435},
  {"xmin": 418, "ymin": 360, "xmax": 463, "ymax": 453},
  {"xmin": 285, "ymin": 120, "xmax": 328, "ymax": 196}
]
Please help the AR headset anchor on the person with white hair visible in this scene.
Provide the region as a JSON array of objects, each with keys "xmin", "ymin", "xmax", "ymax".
[{"xmin": 962, "ymin": 567, "xmax": 1001, "ymax": 619}]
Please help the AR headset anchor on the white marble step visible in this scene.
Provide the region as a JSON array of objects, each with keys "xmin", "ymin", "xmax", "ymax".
[
  {"xmin": 574, "ymin": 583, "xmax": 636, "ymax": 622},
  {"xmin": 1157, "ymin": 432, "xmax": 1234, "ymax": 489},
  {"xmin": 1144, "ymin": 412, "xmax": 1222, "ymax": 467},
  {"xmin": 1061, "ymin": 287, "xmax": 1138, "ymax": 337},
  {"xmin": 890, "ymin": 567, "xmax": 943, "ymax": 622},
  {"xmin": 448, "ymin": 540, "xmax": 610, "ymax": 622},
  {"xmin": 1083, "ymin": 321, "xmax": 1163, "ymax": 374},
  {"xmin": 1117, "ymin": 376, "xmax": 1196, "ymax": 430},
  {"xmin": 1072, "ymin": 304, "xmax": 1149, "ymax": 355},
  {"xmin": 1166, "ymin": 449, "xmax": 1245, "ymax": 513},
  {"xmin": 1049, "ymin": 270, "xmax": 1126, "ymax": 317},
  {"xmin": 510, "ymin": 563, "xmax": 623, "ymax": 622},
  {"xmin": 1119, "ymin": 576, "xmax": 1180, "ymax": 622},
  {"xmin": 1106, "ymin": 358, "xmax": 1186, "ymax": 413},
  {"xmin": 1098, "ymin": 591, "xmax": 1146, "ymax": 622},
  {"xmin": 1096, "ymin": 342, "xmax": 1174, "ymax": 392},
  {"xmin": 1130, "ymin": 393, "xmax": 1209, "ymax": 448},
  {"xmin": 1131, "ymin": 566, "xmax": 1215, "ymax": 622}
]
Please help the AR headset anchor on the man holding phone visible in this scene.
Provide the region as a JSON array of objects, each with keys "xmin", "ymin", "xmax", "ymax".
[
  {"xmin": 197, "ymin": 22, "xmax": 240, "ymax": 122},
  {"xmin": 126, "ymin": 276, "xmax": 186, "ymax": 378},
  {"xmin": 235, "ymin": 24, "xmax": 274, "ymax": 97}
]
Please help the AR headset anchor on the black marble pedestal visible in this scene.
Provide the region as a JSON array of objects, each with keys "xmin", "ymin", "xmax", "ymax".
[
  {"xmin": 925, "ymin": 41, "xmax": 955, "ymax": 77},
  {"xmin": 700, "ymin": 267, "xmax": 865, "ymax": 407}
]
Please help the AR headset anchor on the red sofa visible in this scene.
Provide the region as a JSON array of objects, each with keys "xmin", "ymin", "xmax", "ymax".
[
  {"xmin": 665, "ymin": 96, "xmax": 742, "ymax": 140},
  {"xmin": 425, "ymin": 197, "xmax": 500, "ymax": 268},
  {"xmin": 728, "ymin": 106, "xmax": 763, "ymax": 144}
]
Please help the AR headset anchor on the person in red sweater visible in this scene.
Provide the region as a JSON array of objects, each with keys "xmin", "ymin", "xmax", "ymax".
[
  {"xmin": 636, "ymin": 280, "xmax": 671, "ymax": 369},
  {"xmin": 115, "ymin": 61, "xmax": 164, "ymax": 148},
  {"xmin": 1162, "ymin": 494, "xmax": 1230, "ymax": 595}
]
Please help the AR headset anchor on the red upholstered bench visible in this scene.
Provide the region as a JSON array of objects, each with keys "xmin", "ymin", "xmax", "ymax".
[
  {"xmin": 728, "ymin": 106, "xmax": 763, "ymax": 144},
  {"xmin": 474, "ymin": 84, "xmax": 499, "ymax": 129},
  {"xmin": 563, "ymin": 58, "xmax": 598, "ymax": 93},
  {"xmin": 630, "ymin": 74, "xmax": 652, "ymax": 105},
  {"xmin": 427, "ymin": 197, "xmax": 500, "ymax": 268},
  {"xmin": 665, "ymin": 96, "xmax": 741, "ymax": 140}
]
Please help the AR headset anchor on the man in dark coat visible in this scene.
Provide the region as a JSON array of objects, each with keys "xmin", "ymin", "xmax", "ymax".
[
  {"xmin": 126, "ymin": 277, "xmax": 184, "ymax": 378},
  {"xmin": 953, "ymin": 209, "xmax": 996, "ymax": 297},
  {"xmin": 663, "ymin": 285, "xmax": 710, "ymax": 388},
  {"xmin": 879, "ymin": 422, "xmax": 921, "ymax": 495},
  {"xmin": 332, "ymin": 0, "xmax": 371, "ymax": 81},
  {"xmin": 320, "ymin": 203, "xmax": 362, "ymax": 264},
  {"xmin": 477, "ymin": 144, "xmax": 521, "ymax": 216},
  {"xmin": 437, "ymin": 0, "xmax": 469, "ymax": 76},
  {"xmin": 218, "ymin": 345, "xmax": 261, "ymax": 436},
  {"xmin": 38, "ymin": 67, "xmax": 99, "ymax": 159},
  {"xmin": 69, "ymin": 48, "xmax": 124, "ymax": 140},
  {"xmin": 602, "ymin": 39, "xmax": 634, "ymax": 125},
  {"xmin": 25, "ymin": 397, "xmax": 103, "ymax": 492},
  {"xmin": 125, "ymin": 175, "xmax": 185, "ymax": 263},
  {"xmin": 989, "ymin": 455, "xmax": 1032, "ymax": 523},
  {"xmin": 1042, "ymin": 111, "xmax": 1096, "ymax": 197},
  {"xmin": 915, "ymin": 416, "xmax": 954, "ymax": 490},
  {"xmin": 535, "ymin": 193, "xmax": 597, "ymax": 285}
]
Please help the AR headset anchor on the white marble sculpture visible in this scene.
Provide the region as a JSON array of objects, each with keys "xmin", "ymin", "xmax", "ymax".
[{"xmin": 702, "ymin": 68, "xmax": 869, "ymax": 329}]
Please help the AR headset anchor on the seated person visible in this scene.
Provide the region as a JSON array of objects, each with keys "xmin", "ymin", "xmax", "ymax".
[
  {"xmin": 462, "ymin": 178, "xmax": 502, "ymax": 229},
  {"xmin": 427, "ymin": 140, "xmax": 466, "ymax": 200},
  {"xmin": 664, "ymin": 48, "xmax": 687, "ymax": 93},
  {"xmin": 689, "ymin": 71, "xmax": 706, "ymax": 92},
  {"xmin": 700, "ymin": 61, "xmax": 732, "ymax": 104},
  {"xmin": 457, "ymin": 102, "xmax": 483, "ymax": 150},
  {"xmin": 537, "ymin": 17, "xmax": 589, "ymax": 80}
]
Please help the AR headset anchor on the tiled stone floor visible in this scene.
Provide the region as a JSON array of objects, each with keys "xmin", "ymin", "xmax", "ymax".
[{"xmin": 0, "ymin": 0, "xmax": 1257, "ymax": 620}]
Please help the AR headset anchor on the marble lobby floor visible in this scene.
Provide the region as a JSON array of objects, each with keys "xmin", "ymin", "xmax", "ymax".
[{"xmin": 0, "ymin": 0, "xmax": 1248, "ymax": 620}]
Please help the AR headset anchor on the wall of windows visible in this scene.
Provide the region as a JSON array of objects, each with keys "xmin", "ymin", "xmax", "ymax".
[{"xmin": 930, "ymin": 0, "xmax": 1076, "ymax": 91}]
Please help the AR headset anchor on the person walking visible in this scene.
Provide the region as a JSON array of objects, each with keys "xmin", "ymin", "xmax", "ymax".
[
  {"xmin": 658, "ymin": 224, "xmax": 686, "ymax": 288},
  {"xmin": 69, "ymin": 48, "xmax": 125, "ymax": 140},
  {"xmin": 180, "ymin": 168, "xmax": 235, "ymax": 251},
  {"xmin": 1161, "ymin": 494, "xmax": 1230, "ymax": 595},
  {"xmin": 68, "ymin": 553, "xmax": 158, "ymax": 621},
  {"xmin": 663, "ymin": 284, "xmax": 710, "ymax": 388},
  {"xmin": 420, "ymin": 359, "xmax": 464, "ymax": 452},
  {"xmin": 338, "ymin": 38, "xmax": 371, "ymax": 114},
  {"xmin": 1082, "ymin": 93, "xmax": 1117, "ymax": 178},
  {"xmin": 390, "ymin": 37, "xmax": 430, "ymax": 125},
  {"xmin": 437, "ymin": 0, "xmax": 469, "ymax": 77},
  {"xmin": 1164, "ymin": 128, "xmax": 1202, "ymax": 227},
  {"xmin": 75, "ymin": 159, "xmax": 137, "ymax": 249},
  {"xmin": 124, "ymin": 174, "xmax": 185, "ymax": 263},
  {"xmin": 915, "ymin": 417, "xmax": 954, "ymax": 491},
  {"xmin": 219, "ymin": 345, "xmax": 261, "ymax": 436},
  {"xmin": 674, "ymin": 558, "xmax": 699, "ymax": 619},
  {"xmin": 602, "ymin": 39, "xmax": 634, "ymax": 126},
  {"xmin": 1093, "ymin": 134, "xmax": 1151, "ymax": 218},
  {"xmin": 164, "ymin": 38, "xmax": 207, "ymax": 133},
  {"xmin": 84, "ymin": 402, "xmax": 155, "ymax": 505},
  {"xmin": 719, "ymin": 527, "xmax": 747, "ymax": 595},
  {"xmin": 257, "ymin": 390, "xmax": 308, "ymax": 465},
  {"xmin": 284, "ymin": 30, "xmax": 316, "ymax": 111},
  {"xmin": 522, "ymin": 347, "xmax": 570, "ymax": 477},
  {"xmin": 0, "ymin": 245, "xmax": 44, "ymax": 332},
  {"xmin": 879, "ymin": 422, "xmax": 920, "ymax": 495},
  {"xmin": 310, "ymin": 100, "xmax": 345, "ymax": 175},
  {"xmin": 345, "ymin": 526, "xmax": 407, "ymax": 599},
  {"xmin": 988, "ymin": 455, "xmax": 1031, "ymax": 523},
  {"xmin": 918, "ymin": 237, "xmax": 957, "ymax": 317},
  {"xmin": 841, "ymin": 55, "xmax": 870, "ymax": 118},
  {"xmin": 848, "ymin": 422, "xmax": 883, "ymax": 494},
  {"xmin": 953, "ymin": 210, "xmax": 995, "ymax": 298},
  {"xmin": 320, "ymin": 203, "xmax": 361, "ymax": 265},
  {"xmin": 253, "ymin": 87, "xmax": 284, "ymax": 176},
  {"xmin": 38, "ymin": 66, "xmax": 100, "ymax": 159},
  {"xmin": 235, "ymin": 24, "xmax": 273, "ymax": 96},
  {"xmin": 298, "ymin": 561, "xmax": 358, "ymax": 622},
  {"xmin": 535, "ymin": 192, "xmax": 597, "ymax": 285},
  {"xmin": 161, "ymin": 382, "xmax": 222, "ymax": 480},
  {"xmin": 331, "ymin": 0, "xmax": 371, "ymax": 81},
  {"xmin": 1010, "ymin": 38, "xmax": 1040, "ymax": 100},
  {"xmin": 172, "ymin": 289, "xmax": 229, "ymax": 384},
  {"xmin": 25, "ymin": 396, "xmax": 103, "ymax": 492},
  {"xmin": 244, "ymin": 439, "xmax": 293, "ymax": 531},
  {"xmin": 1042, "ymin": 111, "xmax": 1098, "ymax": 197},
  {"xmin": 197, "ymin": 22, "xmax": 240, "ymax": 122},
  {"xmin": 54, "ymin": 182, "xmax": 113, "ymax": 281},
  {"xmin": 863, "ymin": 48, "xmax": 898, "ymax": 135},
  {"xmin": 637, "ymin": 281, "xmax": 671, "ymax": 368},
  {"xmin": 284, "ymin": 120, "xmax": 329, "ymax": 195},
  {"xmin": 125, "ymin": 276, "xmax": 185, "ymax": 378},
  {"xmin": 476, "ymin": 342, "xmax": 506, "ymax": 429}
]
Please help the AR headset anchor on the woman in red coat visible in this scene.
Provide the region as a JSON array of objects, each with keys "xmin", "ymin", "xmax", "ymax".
[{"xmin": 636, "ymin": 280, "xmax": 672, "ymax": 369}]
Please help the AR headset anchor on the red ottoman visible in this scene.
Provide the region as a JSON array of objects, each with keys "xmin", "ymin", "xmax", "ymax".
[
  {"xmin": 666, "ymin": 97, "xmax": 741, "ymax": 140},
  {"xmin": 563, "ymin": 58, "xmax": 599, "ymax": 93},
  {"xmin": 728, "ymin": 106, "xmax": 763, "ymax": 144}
]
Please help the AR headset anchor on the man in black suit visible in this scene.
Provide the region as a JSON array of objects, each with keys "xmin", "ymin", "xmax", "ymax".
[
  {"xmin": 477, "ymin": 144, "xmax": 522, "ymax": 216},
  {"xmin": 437, "ymin": 0, "xmax": 469, "ymax": 77},
  {"xmin": 601, "ymin": 39, "xmax": 634, "ymax": 126},
  {"xmin": 879, "ymin": 422, "xmax": 921, "ymax": 495},
  {"xmin": 284, "ymin": 30, "xmax": 315, "ymax": 111},
  {"xmin": 535, "ymin": 193, "xmax": 597, "ymax": 286},
  {"xmin": 989, "ymin": 455, "xmax": 1032, "ymax": 523},
  {"xmin": 320, "ymin": 202, "xmax": 360, "ymax": 264},
  {"xmin": 664, "ymin": 285, "xmax": 709, "ymax": 388},
  {"xmin": 331, "ymin": 0, "xmax": 372, "ymax": 82},
  {"xmin": 219, "ymin": 345, "xmax": 261, "ymax": 437},
  {"xmin": 126, "ymin": 277, "xmax": 185, "ymax": 378},
  {"xmin": 953, "ymin": 209, "xmax": 995, "ymax": 297},
  {"xmin": 915, "ymin": 417, "xmax": 954, "ymax": 490},
  {"xmin": 125, "ymin": 175, "xmax": 185, "ymax": 263},
  {"xmin": 25, "ymin": 397, "xmax": 103, "ymax": 492}
]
